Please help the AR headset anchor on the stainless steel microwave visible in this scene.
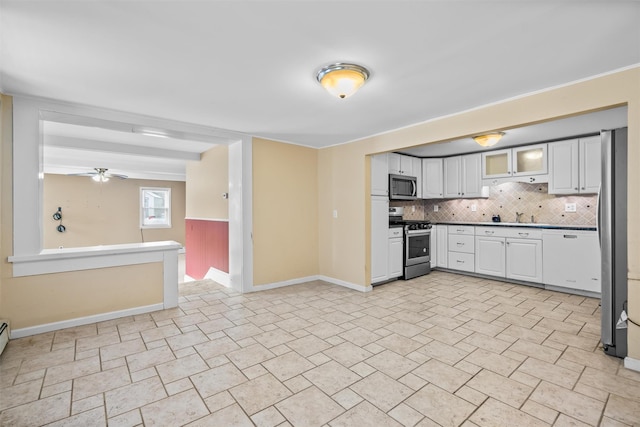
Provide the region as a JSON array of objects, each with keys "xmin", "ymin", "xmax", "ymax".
[{"xmin": 389, "ymin": 174, "xmax": 417, "ymax": 200}]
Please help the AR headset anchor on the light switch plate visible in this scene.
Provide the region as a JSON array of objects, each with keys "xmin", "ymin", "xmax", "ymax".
[
  {"xmin": 434, "ymin": 205, "xmax": 439, "ymax": 212},
  {"xmin": 565, "ymin": 203, "xmax": 577, "ymax": 212},
  {"xmin": 333, "ymin": 209, "xmax": 338, "ymax": 218},
  {"xmin": 471, "ymin": 204, "xmax": 477, "ymax": 212}
]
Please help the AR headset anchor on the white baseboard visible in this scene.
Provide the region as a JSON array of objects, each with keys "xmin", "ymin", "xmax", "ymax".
[
  {"xmin": 624, "ymin": 356, "xmax": 640, "ymax": 373},
  {"xmin": 249, "ymin": 275, "xmax": 371, "ymax": 293},
  {"xmin": 204, "ymin": 267, "xmax": 231, "ymax": 287},
  {"xmin": 10, "ymin": 303, "xmax": 164, "ymax": 339}
]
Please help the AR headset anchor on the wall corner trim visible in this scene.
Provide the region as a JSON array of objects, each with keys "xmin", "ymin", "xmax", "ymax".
[
  {"xmin": 204, "ymin": 267, "xmax": 231, "ymax": 287},
  {"xmin": 624, "ymin": 356, "xmax": 640, "ymax": 373},
  {"xmin": 10, "ymin": 303, "xmax": 164, "ymax": 338}
]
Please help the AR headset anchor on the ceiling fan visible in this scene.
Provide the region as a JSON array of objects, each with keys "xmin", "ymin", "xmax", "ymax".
[{"xmin": 69, "ymin": 168, "xmax": 128, "ymax": 182}]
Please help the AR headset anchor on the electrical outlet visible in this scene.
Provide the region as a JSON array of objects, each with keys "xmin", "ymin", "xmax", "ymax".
[
  {"xmin": 411, "ymin": 205, "xmax": 416, "ymax": 213},
  {"xmin": 471, "ymin": 204, "xmax": 477, "ymax": 212},
  {"xmin": 565, "ymin": 203, "xmax": 577, "ymax": 212},
  {"xmin": 434, "ymin": 205, "xmax": 439, "ymax": 212},
  {"xmin": 333, "ymin": 209, "xmax": 338, "ymax": 218}
]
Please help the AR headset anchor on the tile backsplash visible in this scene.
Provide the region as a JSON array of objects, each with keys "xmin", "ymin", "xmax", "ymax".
[{"xmin": 391, "ymin": 182, "xmax": 597, "ymax": 226}]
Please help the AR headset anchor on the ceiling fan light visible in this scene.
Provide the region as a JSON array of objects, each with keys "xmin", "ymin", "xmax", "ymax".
[
  {"xmin": 473, "ymin": 132, "xmax": 505, "ymax": 147},
  {"xmin": 316, "ymin": 63, "xmax": 369, "ymax": 99}
]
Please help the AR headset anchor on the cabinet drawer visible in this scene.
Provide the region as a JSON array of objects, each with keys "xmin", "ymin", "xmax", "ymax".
[
  {"xmin": 448, "ymin": 225, "xmax": 475, "ymax": 235},
  {"xmin": 388, "ymin": 227, "xmax": 403, "ymax": 239},
  {"xmin": 448, "ymin": 252, "xmax": 475, "ymax": 272},
  {"xmin": 502, "ymin": 228, "xmax": 542, "ymax": 240},
  {"xmin": 448, "ymin": 234, "xmax": 474, "ymax": 253}
]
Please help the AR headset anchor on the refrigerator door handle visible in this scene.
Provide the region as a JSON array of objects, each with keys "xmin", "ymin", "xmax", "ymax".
[{"xmin": 596, "ymin": 184, "xmax": 602, "ymax": 248}]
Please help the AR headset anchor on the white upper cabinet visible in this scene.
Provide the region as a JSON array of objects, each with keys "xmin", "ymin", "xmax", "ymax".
[
  {"xmin": 370, "ymin": 153, "xmax": 389, "ymax": 196},
  {"xmin": 388, "ymin": 153, "xmax": 415, "ymax": 176},
  {"xmin": 412, "ymin": 157, "xmax": 423, "ymax": 199},
  {"xmin": 444, "ymin": 154, "xmax": 483, "ymax": 198},
  {"xmin": 548, "ymin": 137, "xmax": 601, "ymax": 195},
  {"xmin": 482, "ymin": 144, "xmax": 548, "ymax": 183},
  {"xmin": 422, "ymin": 158, "xmax": 443, "ymax": 199}
]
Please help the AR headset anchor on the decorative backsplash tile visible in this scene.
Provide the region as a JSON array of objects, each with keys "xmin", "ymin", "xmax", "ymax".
[{"xmin": 391, "ymin": 182, "xmax": 597, "ymax": 226}]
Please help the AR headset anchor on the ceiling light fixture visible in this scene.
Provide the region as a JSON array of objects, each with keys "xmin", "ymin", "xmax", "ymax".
[
  {"xmin": 473, "ymin": 132, "xmax": 505, "ymax": 147},
  {"xmin": 316, "ymin": 63, "xmax": 370, "ymax": 99},
  {"xmin": 92, "ymin": 168, "xmax": 110, "ymax": 182}
]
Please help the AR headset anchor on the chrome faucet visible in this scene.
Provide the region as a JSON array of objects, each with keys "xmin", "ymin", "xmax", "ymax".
[{"xmin": 515, "ymin": 212, "xmax": 524, "ymax": 223}]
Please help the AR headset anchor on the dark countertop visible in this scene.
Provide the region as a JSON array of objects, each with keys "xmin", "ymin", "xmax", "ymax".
[{"xmin": 433, "ymin": 221, "xmax": 596, "ymax": 231}]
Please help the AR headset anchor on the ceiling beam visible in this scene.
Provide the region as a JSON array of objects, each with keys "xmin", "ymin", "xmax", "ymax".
[{"xmin": 44, "ymin": 135, "xmax": 201, "ymax": 161}]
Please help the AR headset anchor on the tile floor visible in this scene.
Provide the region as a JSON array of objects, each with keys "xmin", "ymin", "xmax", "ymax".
[{"xmin": 1, "ymin": 271, "xmax": 640, "ymax": 426}]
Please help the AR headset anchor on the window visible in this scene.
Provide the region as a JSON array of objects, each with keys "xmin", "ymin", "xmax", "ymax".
[{"xmin": 140, "ymin": 187, "xmax": 171, "ymax": 228}]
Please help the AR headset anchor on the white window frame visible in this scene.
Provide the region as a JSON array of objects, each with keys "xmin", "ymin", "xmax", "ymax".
[{"xmin": 140, "ymin": 187, "xmax": 172, "ymax": 229}]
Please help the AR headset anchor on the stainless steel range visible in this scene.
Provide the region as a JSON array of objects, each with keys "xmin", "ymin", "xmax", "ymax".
[{"xmin": 389, "ymin": 208, "xmax": 432, "ymax": 280}]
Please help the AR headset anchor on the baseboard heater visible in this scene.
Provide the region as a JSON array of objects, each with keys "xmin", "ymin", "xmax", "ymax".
[{"xmin": 0, "ymin": 322, "xmax": 9, "ymax": 356}]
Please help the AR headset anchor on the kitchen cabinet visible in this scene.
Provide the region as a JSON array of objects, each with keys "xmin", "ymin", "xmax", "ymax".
[
  {"xmin": 389, "ymin": 153, "xmax": 416, "ymax": 176},
  {"xmin": 371, "ymin": 196, "xmax": 389, "ymax": 284},
  {"xmin": 388, "ymin": 227, "xmax": 404, "ymax": 279},
  {"xmin": 443, "ymin": 154, "xmax": 483, "ymax": 198},
  {"xmin": 370, "ymin": 153, "xmax": 389, "ymax": 196},
  {"xmin": 430, "ymin": 226, "xmax": 437, "ymax": 268},
  {"xmin": 475, "ymin": 227, "xmax": 542, "ymax": 282},
  {"xmin": 447, "ymin": 225, "xmax": 474, "ymax": 272},
  {"xmin": 548, "ymin": 136, "xmax": 601, "ymax": 195},
  {"xmin": 482, "ymin": 144, "xmax": 548, "ymax": 184},
  {"xmin": 422, "ymin": 158, "xmax": 443, "ymax": 199},
  {"xmin": 435, "ymin": 224, "xmax": 448, "ymax": 268},
  {"xmin": 542, "ymin": 230, "xmax": 600, "ymax": 294},
  {"xmin": 412, "ymin": 157, "xmax": 423, "ymax": 199}
]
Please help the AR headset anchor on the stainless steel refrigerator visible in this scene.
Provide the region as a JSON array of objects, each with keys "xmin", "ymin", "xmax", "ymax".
[{"xmin": 599, "ymin": 127, "xmax": 628, "ymax": 358}]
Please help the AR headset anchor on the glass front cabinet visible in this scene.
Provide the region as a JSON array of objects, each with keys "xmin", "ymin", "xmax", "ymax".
[{"xmin": 482, "ymin": 143, "xmax": 548, "ymax": 179}]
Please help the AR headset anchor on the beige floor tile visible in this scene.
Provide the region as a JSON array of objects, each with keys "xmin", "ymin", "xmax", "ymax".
[
  {"xmin": 99, "ymin": 338, "xmax": 147, "ymax": 362},
  {"xmin": 154, "ymin": 353, "xmax": 207, "ymax": 384},
  {"xmin": 203, "ymin": 390, "xmax": 235, "ymax": 413},
  {"xmin": 195, "ymin": 316, "xmax": 236, "ymax": 334},
  {"xmin": 303, "ymin": 360, "xmax": 361, "ymax": 395},
  {"xmin": 389, "ymin": 402, "xmax": 425, "ymax": 426},
  {"xmin": 19, "ymin": 347, "xmax": 76, "ymax": 374},
  {"xmin": 517, "ymin": 357, "xmax": 580, "ymax": 390},
  {"xmin": 553, "ymin": 414, "xmax": 592, "ymax": 427},
  {"xmin": 599, "ymin": 416, "xmax": 633, "ymax": 427},
  {"xmin": 275, "ymin": 317, "xmax": 313, "ymax": 332},
  {"xmin": 412, "ymin": 358, "xmax": 472, "ymax": 393},
  {"xmin": 604, "ymin": 393, "xmax": 640, "ymax": 425},
  {"xmin": 415, "ymin": 341, "xmax": 469, "ymax": 365},
  {"xmin": 141, "ymin": 388, "xmax": 209, "ymax": 426},
  {"xmin": 545, "ymin": 330, "xmax": 599, "ymax": 351},
  {"xmin": 262, "ymin": 351, "xmax": 315, "ymax": 381},
  {"xmin": 406, "ymin": 383, "xmax": 476, "ymax": 427},
  {"xmin": 463, "ymin": 348, "xmax": 521, "ymax": 377},
  {"xmin": 350, "ymin": 370, "xmax": 414, "ymax": 411},
  {"xmin": 466, "ymin": 369, "xmax": 533, "ymax": 408},
  {"xmin": 376, "ymin": 333, "xmax": 424, "ymax": 355},
  {"xmin": 117, "ymin": 319, "xmax": 157, "ymax": 336},
  {"xmin": 125, "ymin": 346, "xmax": 175, "ymax": 373},
  {"xmin": 230, "ymin": 373, "xmax": 292, "ymax": 415},
  {"xmin": 560, "ymin": 347, "xmax": 619, "ymax": 373},
  {"xmin": 286, "ymin": 334, "xmax": 331, "ymax": 357},
  {"xmin": 384, "ymin": 321, "xmax": 425, "ymax": 338},
  {"xmin": 461, "ymin": 332, "xmax": 512, "ymax": 354},
  {"xmin": 140, "ymin": 323, "xmax": 181, "ymax": 343},
  {"xmin": 226, "ymin": 343, "xmax": 275, "ymax": 369},
  {"xmin": 72, "ymin": 365, "xmax": 131, "ymax": 401},
  {"xmin": 529, "ymin": 381, "xmax": 604, "ymax": 425},
  {"xmin": 521, "ymin": 399, "xmax": 559, "ymax": 424},
  {"xmin": 507, "ymin": 339, "xmax": 562, "ymax": 364},
  {"xmin": 458, "ymin": 319, "xmax": 506, "ymax": 337},
  {"xmin": 46, "ymin": 406, "xmax": 106, "ymax": 427},
  {"xmin": 329, "ymin": 401, "xmax": 401, "ymax": 427},
  {"xmin": 105, "ymin": 376, "xmax": 167, "ymax": 417},
  {"xmin": 338, "ymin": 326, "xmax": 382, "ymax": 346},
  {"xmin": 75, "ymin": 331, "xmax": 121, "ymax": 353},
  {"xmin": 194, "ymin": 335, "xmax": 240, "ymax": 359},
  {"xmin": 470, "ymin": 398, "xmax": 548, "ymax": 427},
  {"xmin": 276, "ymin": 386, "xmax": 345, "ymax": 427},
  {"xmin": 322, "ymin": 341, "xmax": 373, "ymax": 367},
  {"xmin": 498, "ymin": 325, "xmax": 550, "ymax": 344},
  {"xmin": 253, "ymin": 329, "xmax": 296, "ymax": 348},
  {"xmin": 191, "ymin": 363, "xmax": 247, "ymax": 398},
  {"xmin": 365, "ymin": 349, "xmax": 419, "ymax": 379},
  {"xmin": 251, "ymin": 406, "xmax": 286, "ymax": 427},
  {"xmin": 332, "ymin": 388, "xmax": 364, "ymax": 410},
  {"xmin": 455, "ymin": 385, "xmax": 488, "ymax": 406},
  {"xmin": 0, "ymin": 379, "xmax": 42, "ymax": 411},
  {"xmin": 0, "ymin": 391, "xmax": 71, "ymax": 426},
  {"xmin": 166, "ymin": 330, "xmax": 209, "ymax": 351}
]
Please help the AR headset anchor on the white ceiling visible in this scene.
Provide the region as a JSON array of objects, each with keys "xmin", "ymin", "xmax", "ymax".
[{"xmin": 1, "ymin": 1, "xmax": 639, "ymax": 178}]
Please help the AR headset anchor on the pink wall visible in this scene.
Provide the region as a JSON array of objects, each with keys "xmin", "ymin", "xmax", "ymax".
[{"xmin": 185, "ymin": 219, "xmax": 229, "ymax": 279}]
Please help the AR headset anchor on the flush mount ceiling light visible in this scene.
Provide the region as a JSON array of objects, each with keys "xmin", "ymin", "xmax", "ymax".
[
  {"xmin": 316, "ymin": 63, "xmax": 370, "ymax": 99},
  {"xmin": 473, "ymin": 132, "xmax": 505, "ymax": 147}
]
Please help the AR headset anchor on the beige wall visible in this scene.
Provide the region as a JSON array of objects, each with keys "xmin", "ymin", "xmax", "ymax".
[
  {"xmin": 252, "ymin": 138, "xmax": 319, "ymax": 285},
  {"xmin": 317, "ymin": 68, "xmax": 640, "ymax": 359},
  {"xmin": 43, "ymin": 174, "xmax": 186, "ymax": 248},
  {"xmin": 0, "ymin": 94, "xmax": 166, "ymax": 331},
  {"xmin": 185, "ymin": 145, "xmax": 229, "ymax": 220}
]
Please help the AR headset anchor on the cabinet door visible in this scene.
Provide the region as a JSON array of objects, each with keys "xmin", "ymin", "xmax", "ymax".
[
  {"xmin": 401, "ymin": 155, "xmax": 415, "ymax": 177},
  {"xmin": 371, "ymin": 196, "xmax": 389, "ymax": 284},
  {"xmin": 388, "ymin": 238, "xmax": 404, "ymax": 279},
  {"xmin": 461, "ymin": 153, "xmax": 482, "ymax": 197},
  {"xmin": 513, "ymin": 144, "xmax": 548, "ymax": 176},
  {"xmin": 579, "ymin": 136, "xmax": 601, "ymax": 194},
  {"xmin": 475, "ymin": 236, "xmax": 506, "ymax": 277},
  {"xmin": 482, "ymin": 149, "xmax": 511, "ymax": 178},
  {"xmin": 422, "ymin": 158, "xmax": 443, "ymax": 199},
  {"xmin": 436, "ymin": 225, "xmax": 448, "ymax": 268},
  {"xmin": 388, "ymin": 153, "xmax": 402, "ymax": 175},
  {"xmin": 370, "ymin": 153, "xmax": 389, "ymax": 196},
  {"xmin": 443, "ymin": 156, "xmax": 461, "ymax": 198},
  {"xmin": 412, "ymin": 157, "xmax": 423, "ymax": 198},
  {"xmin": 506, "ymin": 238, "xmax": 542, "ymax": 282},
  {"xmin": 448, "ymin": 252, "xmax": 475, "ymax": 272},
  {"xmin": 548, "ymin": 140, "xmax": 579, "ymax": 194},
  {"xmin": 430, "ymin": 226, "xmax": 437, "ymax": 268}
]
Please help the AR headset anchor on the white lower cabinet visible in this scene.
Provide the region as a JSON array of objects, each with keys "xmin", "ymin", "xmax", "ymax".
[
  {"xmin": 435, "ymin": 225, "xmax": 448, "ymax": 268},
  {"xmin": 506, "ymin": 238, "xmax": 542, "ymax": 282},
  {"xmin": 475, "ymin": 236, "xmax": 505, "ymax": 276},
  {"xmin": 371, "ymin": 196, "xmax": 389, "ymax": 284},
  {"xmin": 388, "ymin": 228, "xmax": 404, "ymax": 279},
  {"xmin": 448, "ymin": 225, "xmax": 474, "ymax": 272},
  {"xmin": 543, "ymin": 230, "xmax": 600, "ymax": 293}
]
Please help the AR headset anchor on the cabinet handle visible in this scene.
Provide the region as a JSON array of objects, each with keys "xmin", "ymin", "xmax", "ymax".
[
  {"xmin": 518, "ymin": 232, "xmax": 529, "ymax": 237},
  {"xmin": 457, "ymin": 229, "xmax": 465, "ymax": 232},
  {"xmin": 457, "ymin": 260, "xmax": 465, "ymax": 263},
  {"xmin": 485, "ymin": 231, "xmax": 494, "ymax": 235},
  {"xmin": 574, "ymin": 187, "xmax": 578, "ymax": 190},
  {"xmin": 563, "ymin": 235, "xmax": 578, "ymax": 239},
  {"xmin": 566, "ymin": 279, "xmax": 577, "ymax": 283},
  {"xmin": 457, "ymin": 242, "xmax": 465, "ymax": 246},
  {"xmin": 581, "ymin": 187, "xmax": 585, "ymax": 190}
]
